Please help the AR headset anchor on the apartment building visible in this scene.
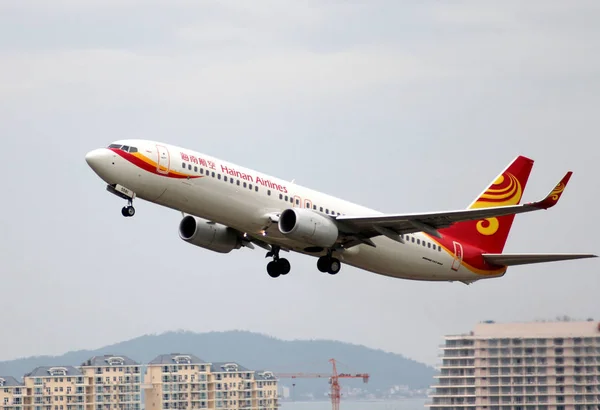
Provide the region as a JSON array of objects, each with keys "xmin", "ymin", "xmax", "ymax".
[
  {"xmin": 427, "ymin": 320, "xmax": 600, "ymax": 410},
  {"xmin": 79, "ymin": 355, "xmax": 142, "ymax": 410},
  {"xmin": 0, "ymin": 376, "xmax": 24, "ymax": 410},
  {"xmin": 144, "ymin": 354, "xmax": 210, "ymax": 410},
  {"xmin": 1, "ymin": 354, "xmax": 277, "ymax": 410},
  {"xmin": 252, "ymin": 370, "xmax": 278, "ymax": 410},
  {"xmin": 22, "ymin": 366, "xmax": 86, "ymax": 410},
  {"xmin": 143, "ymin": 354, "xmax": 279, "ymax": 410}
]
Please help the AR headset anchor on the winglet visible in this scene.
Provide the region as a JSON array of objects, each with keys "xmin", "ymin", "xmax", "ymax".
[{"xmin": 530, "ymin": 171, "xmax": 573, "ymax": 209}]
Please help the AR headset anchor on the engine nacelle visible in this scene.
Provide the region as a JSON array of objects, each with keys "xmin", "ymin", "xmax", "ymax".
[
  {"xmin": 178, "ymin": 215, "xmax": 242, "ymax": 254},
  {"xmin": 278, "ymin": 208, "xmax": 339, "ymax": 248}
]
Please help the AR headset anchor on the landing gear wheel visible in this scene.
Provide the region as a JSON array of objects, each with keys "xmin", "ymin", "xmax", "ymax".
[
  {"xmin": 317, "ymin": 257, "xmax": 329, "ymax": 273},
  {"xmin": 327, "ymin": 258, "xmax": 341, "ymax": 275},
  {"xmin": 121, "ymin": 206, "xmax": 135, "ymax": 217},
  {"xmin": 317, "ymin": 256, "xmax": 342, "ymax": 275},
  {"xmin": 265, "ymin": 246, "xmax": 291, "ymax": 277},
  {"xmin": 267, "ymin": 261, "xmax": 280, "ymax": 278},
  {"xmin": 278, "ymin": 258, "xmax": 291, "ymax": 275}
]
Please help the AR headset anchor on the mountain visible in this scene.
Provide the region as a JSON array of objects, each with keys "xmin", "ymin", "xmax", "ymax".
[{"xmin": 0, "ymin": 330, "xmax": 436, "ymax": 398}]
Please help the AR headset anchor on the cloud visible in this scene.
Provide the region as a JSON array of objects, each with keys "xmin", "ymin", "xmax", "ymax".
[{"xmin": 0, "ymin": 45, "xmax": 448, "ymax": 112}]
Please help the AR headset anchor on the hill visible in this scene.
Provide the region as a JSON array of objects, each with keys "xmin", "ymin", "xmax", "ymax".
[{"xmin": 0, "ymin": 330, "xmax": 436, "ymax": 399}]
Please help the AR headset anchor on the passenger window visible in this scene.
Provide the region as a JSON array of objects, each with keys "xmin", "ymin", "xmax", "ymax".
[
  {"xmin": 279, "ymin": 194, "xmax": 283, "ymax": 200},
  {"xmin": 188, "ymin": 164, "xmax": 192, "ymax": 170},
  {"xmin": 237, "ymin": 180, "xmax": 240, "ymax": 186},
  {"xmin": 243, "ymin": 182, "xmax": 247, "ymax": 188},
  {"xmin": 194, "ymin": 166, "xmax": 198, "ymax": 172},
  {"xmin": 313, "ymin": 205, "xmax": 316, "ymax": 210},
  {"xmin": 427, "ymin": 243, "xmax": 431, "ymax": 248},
  {"xmin": 224, "ymin": 176, "xmax": 227, "ymax": 182},
  {"xmin": 417, "ymin": 239, "xmax": 420, "ymax": 245},
  {"xmin": 211, "ymin": 172, "xmax": 215, "ymax": 177},
  {"xmin": 290, "ymin": 197, "xmax": 293, "ymax": 203},
  {"xmin": 267, "ymin": 190, "xmax": 271, "ymax": 196},
  {"xmin": 438, "ymin": 246, "xmax": 442, "ymax": 251},
  {"xmin": 285, "ymin": 196, "xmax": 288, "ymax": 201},
  {"xmin": 411, "ymin": 237, "xmax": 415, "ymax": 243},
  {"xmin": 249, "ymin": 184, "xmax": 252, "ymax": 189},
  {"xmin": 295, "ymin": 199, "xmax": 299, "ymax": 205},
  {"xmin": 230, "ymin": 178, "xmax": 234, "ymax": 184},
  {"xmin": 182, "ymin": 162, "xmax": 186, "ymax": 168},
  {"xmin": 326, "ymin": 209, "xmax": 329, "ymax": 214},
  {"xmin": 200, "ymin": 169, "xmax": 204, "ymax": 174},
  {"xmin": 255, "ymin": 186, "xmax": 258, "ymax": 192},
  {"xmin": 320, "ymin": 207, "xmax": 323, "ymax": 212},
  {"xmin": 217, "ymin": 174, "xmax": 221, "ymax": 180}
]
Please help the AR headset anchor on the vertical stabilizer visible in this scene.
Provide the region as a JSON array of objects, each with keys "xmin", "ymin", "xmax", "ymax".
[{"xmin": 439, "ymin": 156, "xmax": 535, "ymax": 253}]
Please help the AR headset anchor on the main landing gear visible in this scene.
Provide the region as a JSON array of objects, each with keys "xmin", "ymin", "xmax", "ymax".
[
  {"xmin": 265, "ymin": 247, "xmax": 342, "ymax": 278},
  {"xmin": 121, "ymin": 199, "xmax": 135, "ymax": 218},
  {"xmin": 317, "ymin": 253, "xmax": 341, "ymax": 275},
  {"xmin": 265, "ymin": 246, "xmax": 290, "ymax": 278}
]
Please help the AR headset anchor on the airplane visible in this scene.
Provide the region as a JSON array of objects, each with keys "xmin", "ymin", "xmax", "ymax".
[{"xmin": 85, "ymin": 140, "xmax": 597, "ymax": 283}]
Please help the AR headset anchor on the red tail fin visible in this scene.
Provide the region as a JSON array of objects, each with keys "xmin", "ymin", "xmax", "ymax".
[{"xmin": 439, "ymin": 156, "xmax": 534, "ymax": 253}]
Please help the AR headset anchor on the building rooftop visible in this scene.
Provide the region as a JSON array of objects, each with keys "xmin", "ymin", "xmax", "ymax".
[
  {"xmin": 81, "ymin": 355, "xmax": 140, "ymax": 367},
  {"xmin": 446, "ymin": 320, "xmax": 600, "ymax": 339},
  {"xmin": 24, "ymin": 366, "xmax": 83, "ymax": 377},
  {"xmin": 254, "ymin": 371, "xmax": 277, "ymax": 381},
  {"xmin": 148, "ymin": 354, "xmax": 207, "ymax": 365},
  {"xmin": 211, "ymin": 362, "xmax": 252, "ymax": 373},
  {"xmin": 0, "ymin": 376, "xmax": 23, "ymax": 387}
]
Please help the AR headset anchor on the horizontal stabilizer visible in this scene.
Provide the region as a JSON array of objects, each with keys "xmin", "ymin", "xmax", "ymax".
[{"xmin": 482, "ymin": 253, "xmax": 597, "ymax": 267}]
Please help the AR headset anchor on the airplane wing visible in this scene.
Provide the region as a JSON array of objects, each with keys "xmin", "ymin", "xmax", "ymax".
[
  {"xmin": 482, "ymin": 253, "xmax": 597, "ymax": 266},
  {"xmin": 335, "ymin": 172, "xmax": 573, "ymax": 247}
]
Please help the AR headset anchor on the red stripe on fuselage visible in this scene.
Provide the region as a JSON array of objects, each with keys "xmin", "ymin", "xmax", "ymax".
[{"xmin": 110, "ymin": 148, "xmax": 200, "ymax": 179}]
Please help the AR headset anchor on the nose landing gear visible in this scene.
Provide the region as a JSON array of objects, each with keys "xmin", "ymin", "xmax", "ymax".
[
  {"xmin": 121, "ymin": 202, "xmax": 136, "ymax": 217},
  {"xmin": 106, "ymin": 184, "xmax": 136, "ymax": 218}
]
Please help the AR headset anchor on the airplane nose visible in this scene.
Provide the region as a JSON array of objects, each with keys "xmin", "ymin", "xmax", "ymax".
[{"xmin": 85, "ymin": 148, "xmax": 107, "ymax": 171}]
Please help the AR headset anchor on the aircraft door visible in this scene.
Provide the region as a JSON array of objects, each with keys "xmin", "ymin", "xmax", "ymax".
[
  {"xmin": 156, "ymin": 145, "xmax": 170, "ymax": 175},
  {"xmin": 451, "ymin": 241, "xmax": 463, "ymax": 271}
]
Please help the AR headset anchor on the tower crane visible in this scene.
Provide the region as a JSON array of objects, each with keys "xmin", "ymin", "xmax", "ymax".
[{"xmin": 275, "ymin": 358, "xmax": 370, "ymax": 410}]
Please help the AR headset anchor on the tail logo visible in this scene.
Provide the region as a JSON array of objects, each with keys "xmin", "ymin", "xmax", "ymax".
[
  {"xmin": 476, "ymin": 217, "xmax": 499, "ymax": 236},
  {"xmin": 550, "ymin": 181, "xmax": 566, "ymax": 201},
  {"xmin": 473, "ymin": 172, "xmax": 523, "ymax": 236}
]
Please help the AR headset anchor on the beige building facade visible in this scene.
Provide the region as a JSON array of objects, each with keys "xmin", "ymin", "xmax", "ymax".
[
  {"xmin": 22, "ymin": 366, "xmax": 86, "ymax": 410},
  {"xmin": 1, "ymin": 376, "xmax": 25, "ymax": 410},
  {"xmin": 79, "ymin": 355, "xmax": 142, "ymax": 410},
  {"xmin": 1, "ymin": 353, "xmax": 277, "ymax": 410},
  {"xmin": 427, "ymin": 320, "xmax": 600, "ymax": 410},
  {"xmin": 143, "ymin": 354, "xmax": 279, "ymax": 410}
]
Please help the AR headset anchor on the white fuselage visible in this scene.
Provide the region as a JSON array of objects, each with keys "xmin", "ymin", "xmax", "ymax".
[{"xmin": 85, "ymin": 139, "xmax": 504, "ymax": 283}]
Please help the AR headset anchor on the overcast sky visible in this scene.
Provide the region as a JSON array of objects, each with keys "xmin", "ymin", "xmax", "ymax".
[{"xmin": 1, "ymin": 0, "xmax": 599, "ymax": 367}]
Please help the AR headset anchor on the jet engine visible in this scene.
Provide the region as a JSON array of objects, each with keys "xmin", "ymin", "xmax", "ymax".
[
  {"xmin": 278, "ymin": 208, "xmax": 339, "ymax": 248},
  {"xmin": 178, "ymin": 215, "xmax": 242, "ymax": 254}
]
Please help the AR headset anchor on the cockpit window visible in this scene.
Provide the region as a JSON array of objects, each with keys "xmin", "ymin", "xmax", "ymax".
[{"xmin": 107, "ymin": 144, "xmax": 138, "ymax": 153}]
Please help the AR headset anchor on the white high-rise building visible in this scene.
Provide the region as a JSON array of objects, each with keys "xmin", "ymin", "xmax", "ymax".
[{"xmin": 427, "ymin": 320, "xmax": 600, "ymax": 410}]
